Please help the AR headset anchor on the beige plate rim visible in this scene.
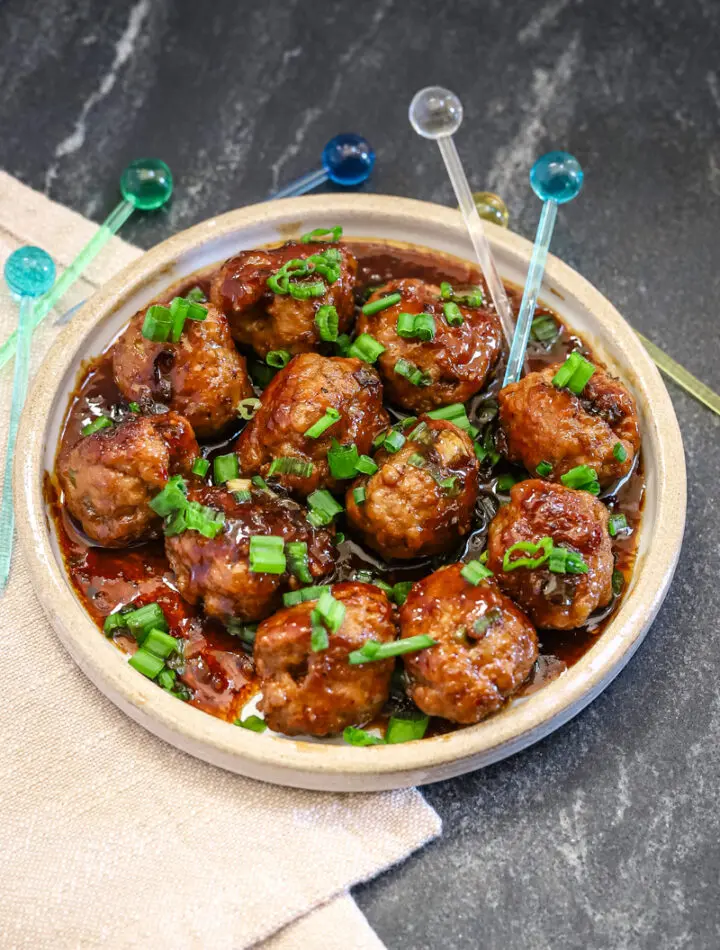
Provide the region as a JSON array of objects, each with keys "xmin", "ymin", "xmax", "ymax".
[{"xmin": 14, "ymin": 194, "xmax": 686, "ymax": 791}]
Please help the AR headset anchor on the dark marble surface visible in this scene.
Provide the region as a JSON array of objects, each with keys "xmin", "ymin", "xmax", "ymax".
[{"xmin": 2, "ymin": 0, "xmax": 719, "ymax": 947}]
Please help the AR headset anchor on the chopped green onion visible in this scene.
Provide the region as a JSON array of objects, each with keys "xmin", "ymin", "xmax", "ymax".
[
  {"xmin": 479, "ymin": 549, "xmax": 489, "ymax": 563},
  {"xmin": 343, "ymin": 726, "xmax": 385, "ymax": 747},
  {"xmin": 157, "ymin": 668, "xmax": 176, "ymax": 690},
  {"xmin": 315, "ymin": 304, "xmax": 339, "ymax": 342},
  {"xmin": 353, "ymin": 486, "xmax": 366, "ymax": 505},
  {"xmin": 248, "ymin": 357, "xmax": 275, "ymax": 388},
  {"xmin": 81, "ymin": 415, "xmax": 113, "ymax": 437},
  {"xmin": 382, "ymin": 429, "xmax": 406, "ymax": 453},
  {"xmin": 149, "ymin": 475, "xmax": 188, "ymax": 516},
  {"xmin": 233, "ymin": 490, "xmax": 252, "ymax": 503},
  {"xmin": 315, "ymin": 589, "xmax": 346, "ymax": 633},
  {"xmin": 186, "ymin": 286, "xmax": 206, "ymax": 303},
  {"xmin": 347, "ymin": 333, "xmax": 386, "ymax": 363},
  {"xmin": 502, "ymin": 537, "xmax": 553, "ymax": 572},
  {"xmin": 440, "ymin": 281, "xmax": 454, "ymax": 300},
  {"xmin": 186, "ymin": 299, "xmax": 208, "ymax": 321},
  {"xmin": 348, "ymin": 634, "xmax": 436, "ymax": 665},
  {"xmin": 129, "ymin": 648, "xmax": 165, "ymax": 680},
  {"xmin": 426, "ymin": 403, "xmax": 472, "ymax": 432},
  {"xmin": 103, "ymin": 611, "xmax": 128, "ymax": 636},
  {"xmin": 288, "ymin": 280, "xmax": 326, "ymax": 300},
  {"xmin": 356, "ymin": 455, "xmax": 378, "ymax": 475},
  {"xmin": 268, "ymin": 457, "xmax": 314, "ymax": 478},
  {"xmin": 238, "ymin": 397, "xmax": 261, "ymax": 420},
  {"xmin": 252, "ymin": 475, "xmax": 269, "ymax": 491},
  {"xmin": 335, "ymin": 333, "xmax": 352, "ymax": 356},
  {"xmin": 531, "ymin": 314, "xmax": 559, "ymax": 342},
  {"xmin": 612, "ymin": 569, "xmax": 625, "ymax": 596},
  {"xmin": 143, "ymin": 628, "xmax": 180, "ymax": 659},
  {"xmin": 407, "ymin": 453, "xmax": 425, "ymax": 468},
  {"xmin": 128, "ymin": 402, "xmax": 141, "ymax": 413},
  {"xmin": 438, "ymin": 475, "xmax": 459, "ymax": 496},
  {"xmin": 235, "ymin": 714, "xmax": 267, "ymax": 732},
  {"xmin": 560, "ymin": 464, "xmax": 600, "ymax": 495},
  {"xmin": 226, "ymin": 620, "xmax": 257, "ymax": 644},
  {"xmin": 439, "ymin": 282, "xmax": 484, "ymax": 308},
  {"xmin": 335, "ymin": 532, "xmax": 345, "ymax": 544},
  {"xmin": 328, "ymin": 440, "xmax": 359, "ymax": 479},
  {"xmin": 191, "ymin": 458, "xmax": 209, "ymax": 478},
  {"xmin": 213, "ymin": 453, "xmax": 239, "ymax": 484},
  {"xmin": 394, "ymin": 358, "xmax": 431, "ymax": 387},
  {"xmin": 307, "ymin": 489, "xmax": 343, "ymax": 526},
  {"xmin": 613, "ymin": 442, "xmax": 628, "ymax": 462},
  {"xmin": 391, "ymin": 581, "xmax": 414, "ymax": 606},
  {"xmin": 249, "ymin": 536, "xmax": 286, "ymax": 574},
  {"xmin": 282, "ymin": 584, "xmax": 330, "ymax": 607},
  {"xmin": 300, "ymin": 226, "xmax": 343, "ymax": 243},
  {"xmin": 547, "ymin": 546, "xmax": 588, "ymax": 574},
  {"xmin": 536, "ymin": 460, "xmax": 553, "ymax": 477},
  {"xmin": 385, "ymin": 715, "xmax": 430, "ymax": 744},
  {"xmin": 362, "ymin": 292, "xmax": 402, "ymax": 316},
  {"xmin": 310, "ymin": 609, "xmax": 330, "ymax": 652},
  {"xmin": 266, "ymin": 350, "xmax": 291, "ymax": 369},
  {"xmin": 443, "ymin": 301, "xmax": 464, "ymax": 327},
  {"xmin": 551, "ymin": 352, "xmax": 582, "ymax": 388},
  {"xmin": 608, "ymin": 513, "xmax": 629, "ymax": 537},
  {"xmin": 496, "ymin": 473, "xmax": 520, "ymax": 492},
  {"xmin": 474, "ymin": 441, "xmax": 487, "ymax": 462},
  {"xmin": 551, "ymin": 352, "xmax": 596, "ymax": 394},
  {"xmin": 286, "ymin": 541, "xmax": 313, "ymax": 584},
  {"xmin": 460, "ymin": 560, "xmax": 494, "ymax": 585},
  {"xmin": 397, "ymin": 312, "xmax": 436, "ymax": 341},
  {"xmin": 169, "ymin": 296, "xmax": 189, "ymax": 341},
  {"xmin": 182, "ymin": 501, "xmax": 226, "ymax": 538},
  {"xmin": 304, "ymin": 407, "xmax": 341, "ymax": 439},
  {"xmin": 141, "ymin": 304, "xmax": 172, "ymax": 343},
  {"xmin": 473, "ymin": 607, "xmax": 502, "ymax": 636}
]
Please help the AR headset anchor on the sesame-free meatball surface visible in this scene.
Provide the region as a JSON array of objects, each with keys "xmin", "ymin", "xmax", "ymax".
[
  {"xmin": 236, "ymin": 353, "xmax": 389, "ymax": 497},
  {"xmin": 209, "ymin": 241, "xmax": 357, "ymax": 358},
  {"xmin": 498, "ymin": 362, "xmax": 640, "ymax": 487},
  {"xmin": 486, "ymin": 479, "xmax": 614, "ymax": 629},
  {"xmin": 165, "ymin": 484, "xmax": 336, "ymax": 624},
  {"xmin": 400, "ymin": 564, "xmax": 538, "ymax": 724},
  {"xmin": 57, "ymin": 411, "xmax": 198, "ymax": 547},
  {"xmin": 355, "ymin": 278, "xmax": 503, "ymax": 413},
  {"xmin": 113, "ymin": 302, "xmax": 252, "ymax": 437},
  {"xmin": 346, "ymin": 418, "xmax": 479, "ymax": 561},
  {"xmin": 255, "ymin": 581, "xmax": 397, "ymax": 736}
]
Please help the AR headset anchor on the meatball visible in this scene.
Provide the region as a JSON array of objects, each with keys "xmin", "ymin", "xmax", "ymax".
[
  {"xmin": 209, "ymin": 241, "xmax": 357, "ymax": 358},
  {"xmin": 255, "ymin": 582, "xmax": 396, "ymax": 736},
  {"xmin": 355, "ymin": 278, "xmax": 502, "ymax": 413},
  {"xmin": 57, "ymin": 411, "xmax": 198, "ymax": 547},
  {"xmin": 486, "ymin": 479, "xmax": 614, "ymax": 629},
  {"xmin": 498, "ymin": 362, "xmax": 640, "ymax": 487},
  {"xmin": 346, "ymin": 417, "xmax": 479, "ymax": 560},
  {"xmin": 113, "ymin": 302, "xmax": 252, "ymax": 437},
  {"xmin": 165, "ymin": 484, "xmax": 335, "ymax": 624},
  {"xmin": 236, "ymin": 353, "xmax": 389, "ymax": 497},
  {"xmin": 400, "ymin": 564, "xmax": 538, "ymax": 724}
]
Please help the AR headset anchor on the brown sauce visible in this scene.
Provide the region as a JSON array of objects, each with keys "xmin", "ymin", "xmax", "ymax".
[{"xmin": 49, "ymin": 239, "xmax": 644, "ymax": 731}]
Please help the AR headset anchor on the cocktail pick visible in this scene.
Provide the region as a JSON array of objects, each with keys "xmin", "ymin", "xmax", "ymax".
[
  {"xmin": 503, "ymin": 151, "xmax": 583, "ymax": 386},
  {"xmin": 635, "ymin": 332, "xmax": 720, "ymax": 416},
  {"xmin": 0, "ymin": 246, "xmax": 56, "ymax": 592},
  {"xmin": 270, "ymin": 133, "xmax": 375, "ymax": 200},
  {"xmin": 472, "ymin": 191, "xmax": 509, "ymax": 228},
  {"xmin": 409, "ymin": 87, "xmax": 516, "ymax": 346},
  {"xmin": 0, "ymin": 158, "xmax": 173, "ymax": 366}
]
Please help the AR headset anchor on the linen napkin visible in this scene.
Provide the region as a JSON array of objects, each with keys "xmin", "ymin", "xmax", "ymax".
[{"xmin": 0, "ymin": 172, "xmax": 441, "ymax": 950}]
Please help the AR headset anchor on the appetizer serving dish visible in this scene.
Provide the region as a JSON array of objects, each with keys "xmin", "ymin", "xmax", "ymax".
[{"xmin": 15, "ymin": 195, "xmax": 685, "ymax": 791}]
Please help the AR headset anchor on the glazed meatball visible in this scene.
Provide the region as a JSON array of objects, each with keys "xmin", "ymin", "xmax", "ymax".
[
  {"xmin": 236, "ymin": 353, "xmax": 389, "ymax": 497},
  {"xmin": 498, "ymin": 362, "xmax": 640, "ymax": 487},
  {"xmin": 165, "ymin": 484, "xmax": 335, "ymax": 624},
  {"xmin": 346, "ymin": 418, "xmax": 479, "ymax": 560},
  {"xmin": 486, "ymin": 479, "xmax": 614, "ymax": 629},
  {"xmin": 57, "ymin": 411, "xmax": 198, "ymax": 547},
  {"xmin": 400, "ymin": 564, "xmax": 538, "ymax": 724},
  {"xmin": 113, "ymin": 302, "xmax": 252, "ymax": 437},
  {"xmin": 209, "ymin": 241, "xmax": 357, "ymax": 358},
  {"xmin": 355, "ymin": 278, "xmax": 503, "ymax": 413},
  {"xmin": 255, "ymin": 582, "xmax": 396, "ymax": 736}
]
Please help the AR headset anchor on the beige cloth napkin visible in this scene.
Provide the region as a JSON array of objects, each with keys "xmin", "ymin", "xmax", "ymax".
[{"xmin": 0, "ymin": 172, "xmax": 441, "ymax": 950}]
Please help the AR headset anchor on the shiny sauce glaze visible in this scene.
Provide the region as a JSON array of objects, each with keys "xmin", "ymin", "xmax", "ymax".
[{"xmin": 49, "ymin": 240, "xmax": 644, "ymax": 729}]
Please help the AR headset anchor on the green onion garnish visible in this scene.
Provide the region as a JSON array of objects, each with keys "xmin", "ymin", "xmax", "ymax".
[
  {"xmin": 531, "ymin": 314, "xmax": 559, "ymax": 343},
  {"xmin": 282, "ymin": 584, "xmax": 330, "ymax": 607},
  {"xmin": 426, "ymin": 403, "xmax": 472, "ymax": 432},
  {"xmin": 547, "ymin": 546, "xmax": 588, "ymax": 574},
  {"xmin": 213, "ymin": 453, "xmax": 239, "ymax": 484},
  {"xmin": 124, "ymin": 602, "xmax": 168, "ymax": 643},
  {"xmin": 103, "ymin": 611, "xmax": 128, "ymax": 636},
  {"xmin": 362, "ymin": 293, "xmax": 402, "ymax": 316},
  {"xmin": 143, "ymin": 628, "xmax": 181, "ymax": 659},
  {"xmin": 129, "ymin": 648, "xmax": 165, "ymax": 680},
  {"xmin": 348, "ymin": 634, "xmax": 436, "ymax": 665},
  {"xmin": 438, "ymin": 475, "xmax": 459, "ymax": 496},
  {"xmin": 179, "ymin": 501, "xmax": 226, "ymax": 539},
  {"xmin": 251, "ymin": 475, "xmax": 269, "ymax": 491},
  {"xmin": 237, "ymin": 397, "xmax": 261, "ymax": 420},
  {"xmin": 443, "ymin": 301, "xmax": 464, "ymax": 327},
  {"xmin": 191, "ymin": 457, "xmax": 210, "ymax": 478},
  {"xmin": 304, "ymin": 407, "xmax": 341, "ymax": 439},
  {"xmin": 315, "ymin": 588, "xmax": 346, "ymax": 633},
  {"xmin": 315, "ymin": 304, "xmax": 339, "ymax": 342},
  {"xmin": 266, "ymin": 350, "xmax": 291, "ymax": 369},
  {"xmin": 407, "ymin": 453, "xmax": 425, "ymax": 468},
  {"xmin": 328, "ymin": 440, "xmax": 359, "ymax": 479},
  {"xmin": 157, "ymin": 668, "xmax": 176, "ymax": 690},
  {"xmin": 460, "ymin": 560, "xmax": 493, "ymax": 585},
  {"xmin": 285, "ymin": 541, "xmax": 313, "ymax": 584},
  {"xmin": 141, "ymin": 304, "xmax": 173, "ymax": 343},
  {"xmin": 560, "ymin": 464, "xmax": 601, "ymax": 495},
  {"xmin": 186, "ymin": 299, "xmax": 208, "ymax": 321},
  {"xmin": 268, "ymin": 457, "xmax": 314, "ymax": 478},
  {"xmin": 394, "ymin": 358, "xmax": 431, "ymax": 387},
  {"xmin": 353, "ymin": 486, "xmax": 366, "ymax": 505},
  {"xmin": 385, "ymin": 715, "xmax": 430, "ymax": 744},
  {"xmin": 551, "ymin": 352, "xmax": 596, "ymax": 394},
  {"xmin": 439, "ymin": 282, "xmax": 484, "ymax": 308},
  {"xmin": 300, "ymin": 226, "xmax": 343, "ymax": 243},
  {"xmin": 613, "ymin": 442, "xmax": 628, "ymax": 462},
  {"xmin": 186, "ymin": 286, "xmax": 206, "ymax": 303},
  {"xmin": 343, "ymin": 726, "xmax": 385, "ymax": 747},
  {"xmin": 149, "ymin": 475, "xmax": 188, "ymax": 516},
  {"xmin": 356, "ymin": 455, "xmax": 378, "ymax": 475},
  {"xmin": 335, "ymin": 333, "xmax": 352, "ymax": 356},
  {"xmin": 310, "ymin": 610, "xmax": 329, "ymax": 652},
  {"xmin": 536, "ymin": 460, "xmax": 553, "ymax": 477},
  {"xmin": 226, "ymin": 620, "xmax": 257, "ymax": 644},
  {"xmin": 473, "ymin": 608, "xmax": 502, "ymax": 636},
  {"xmin": 128, "ymin": 402, "xmax": 140, "ymax": 413},
  {"xmin": 382, "ymin": 429, "xmax": 406, "ymax": 453},
  {"xmin": 233, "ymin": 490, "xmax": 252, "ymax": 503},
  {"xmin": 608, "ymin": 513, "xmax": 629, "ymax": 537},
  {"xmin": 81, "ymin": 415, "xmax": 113, "ymax": 437},
  {"xmin": 169, "ymin": 296, "xmax": 188, "ymax": 341},
  {"xmin": 235, "ymin": 715, "xmax": 267, "ymax": 732},
  {"xmin": 391, "ymin": 581, "xmax": 414, "ymax": 606},
  {"xmin": 612, "ymin": 570, "xmax": 624, "ymax": 596},
  {"xmin": 347, "ymin": 333, "xmax": 386, "ymax": 363},
  {"xmin": 306, "ymin": 489, "xmax": 343, "ymax": 527},
  {"xmin": 502, "ymin": 537, "xmax": 554, "ymax": 572},
  {"xmin": 248, "ymin": 536, "xmax": 286, "ymax": 574},
  {"xmin": 397, "ymin": 312, "xmax": 436, "ymax": 341},
  {"xmin": 496, "ymin": 473, "xmax": 520, "ymax": 492}
]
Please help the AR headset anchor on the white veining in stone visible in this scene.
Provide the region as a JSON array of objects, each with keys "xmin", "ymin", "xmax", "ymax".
[{"xmin": 518, "ymin": 0, "xmax": 574, "ymax": 44}]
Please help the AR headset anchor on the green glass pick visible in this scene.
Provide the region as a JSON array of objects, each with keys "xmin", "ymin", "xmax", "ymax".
[{"xmin": 0, "ymin": 158, "xmax": 172, "ymax": 371}]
